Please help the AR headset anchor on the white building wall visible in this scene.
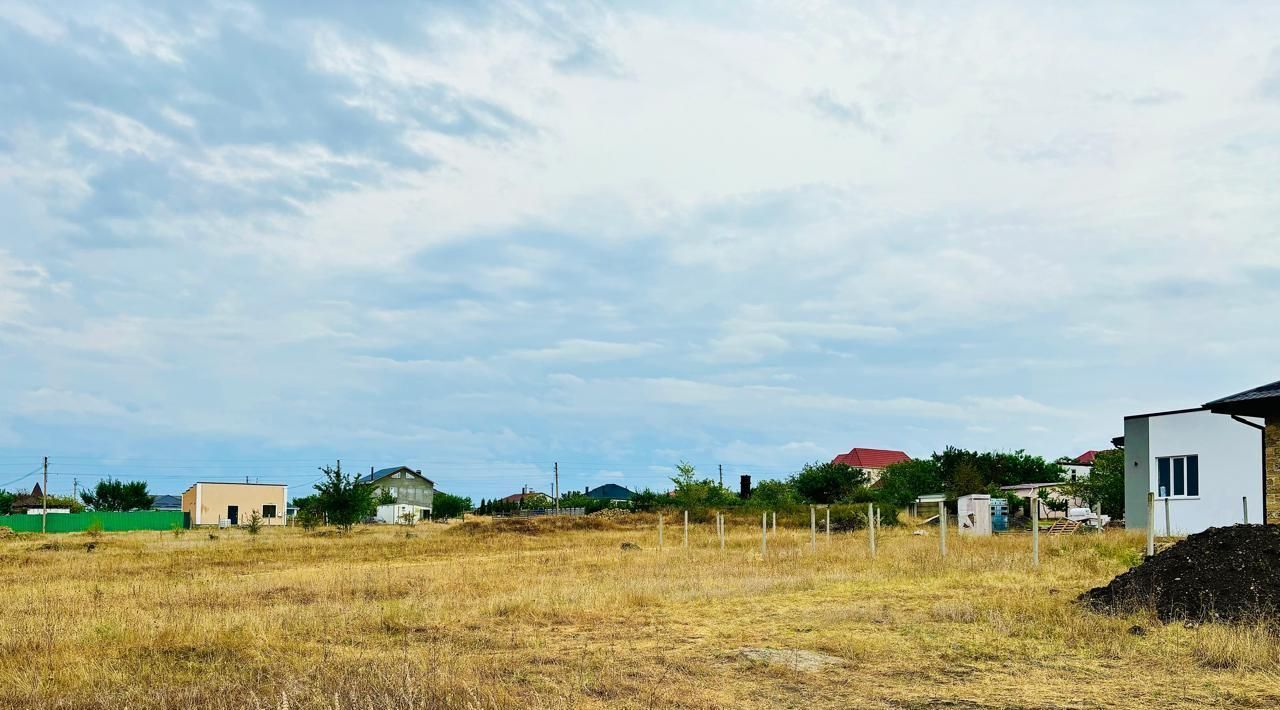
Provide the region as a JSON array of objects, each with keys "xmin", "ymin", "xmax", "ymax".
[{"xmin": 1125, "ymin": 409, "xmax": 1261, "ymax": 534}]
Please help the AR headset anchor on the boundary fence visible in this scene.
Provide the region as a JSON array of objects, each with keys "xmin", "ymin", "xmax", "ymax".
[{"xmin": 0, "ymin": 510, "xmax": 187, "ymax": 533}]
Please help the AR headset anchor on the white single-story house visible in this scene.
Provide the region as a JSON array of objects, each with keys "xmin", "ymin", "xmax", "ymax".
[
  {"xmin": 376, "ymin": 503, "xmax": 431, "ymax": 524},
  {"xmin": 1124, "ymin": 406, "xmax": 1263, "ymax": 535}
]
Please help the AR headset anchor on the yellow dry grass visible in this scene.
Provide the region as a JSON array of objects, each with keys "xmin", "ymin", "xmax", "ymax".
[{"xmin": 1, "ymin": 516, "xmax": 1277, "ymax": 709}]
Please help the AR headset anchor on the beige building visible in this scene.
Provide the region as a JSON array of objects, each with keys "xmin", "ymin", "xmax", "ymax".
[{"xmin": 182, "ymin": 482, "xmax": 288, "ymax": 527}]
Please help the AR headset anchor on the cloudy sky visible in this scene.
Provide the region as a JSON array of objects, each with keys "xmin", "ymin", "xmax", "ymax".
[{"xmin": 2, "ymin": 1, "xmax": 1278, "ymax": 501}]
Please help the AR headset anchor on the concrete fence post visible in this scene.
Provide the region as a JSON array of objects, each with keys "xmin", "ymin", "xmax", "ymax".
[
  {"xmin": 825, "ymin": 507, "xmax": 830, "ymax": 544},
  {"xmin": 1243, "ymin": 496, "xmax": 1249, "ymax": 525},
  {"xmin": 771, "ymin": 511, "xmax": 776, "ymax": 534},
  {"xmin": 683, "ymin": 510, "xmax": 689, "ymax": 548},
  {"xmin": 1031, "ymin": 494, "xmax": 1039, "ymax": 568},
  {"xmin": 658, "ymin": 513, "xmax": 664, "ymax": 550},
  {"xmin": 761, "ymin": 512, "xmax": 767, "ymax": 558},
  {"xmin": 939, "ymin": 501, "xmax": 947, "ymax": 558},
  {"xmin": 868, "ymin": 503, "xmax": 876, "ymax": 558},
  {"xmin": 1164, "ymin": 496, "xmax": 1171, "ymax": 537},
  {"xmin": 1146, "ymin": 492, "xmax": 1155, "ymax": 557}
]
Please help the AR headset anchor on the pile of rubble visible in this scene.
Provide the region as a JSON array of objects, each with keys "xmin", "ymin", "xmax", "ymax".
[{"xmin": 1079, "ymin": 524, "xmax": 1280, "ymax": 624}]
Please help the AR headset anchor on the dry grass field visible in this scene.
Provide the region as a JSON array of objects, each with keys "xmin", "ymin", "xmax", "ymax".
[{"xmin": 1, "ymin": 515, "xmax": 1278, "ymax": 709}]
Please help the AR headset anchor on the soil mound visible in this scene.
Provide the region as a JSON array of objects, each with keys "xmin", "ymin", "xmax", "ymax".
[{"xmin": 1079, "ymin": 524, "xmax": 1280, "ymax": 623}]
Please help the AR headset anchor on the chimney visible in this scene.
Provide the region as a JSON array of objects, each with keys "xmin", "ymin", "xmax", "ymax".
[{"xmin": 739, "ymin": 474, "xmax": 751, "ymax": 499}]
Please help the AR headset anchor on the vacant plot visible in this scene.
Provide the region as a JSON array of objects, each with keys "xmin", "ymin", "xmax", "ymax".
[{"xmin": 0, "ymin": 517, "xmax": 1277, "ymax": 709}]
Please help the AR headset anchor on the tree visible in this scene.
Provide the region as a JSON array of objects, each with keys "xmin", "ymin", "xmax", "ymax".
[
  {"xmin": 952, "ymin": 460, "xmax": 985, "ymax": 497},
  {"xmin": 312, "ymin": 461, "xmax": 378, "ymax": 531},
  {"xmin": 0, "ymin": 490, "xmax": 14, "ymax": 515},
  {"xmin": 876, "ymin": 459, "xmax": 944, "ymax": 506},
  {"xmin": 789, "ymin": 461, "xmax": 869, "ymax": 504},
  {"xmin": 668, "ymin": 462, "xmax": 740, "ymax": 510},
  {"xmin": 1063, "ymin": 449, "xmax": 1125, "ymax": 517},
  {"xmin": 747, "ymin": 479, "xmax": 798, "ymax": 508},
  {"xmin": 80, "ymin": 479, "xmax": 152, "ymax": 512},
  {"xmin": 432, "ymin": 492, "xmax": 472, "ymax": 519}
]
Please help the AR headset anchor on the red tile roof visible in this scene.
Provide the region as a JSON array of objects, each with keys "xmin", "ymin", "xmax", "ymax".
[
  {"xmin": 832, "ymin": 448, "xmax": 911, "ymax": 469},
  {"xmin": 1073, "ymin": 450, "xmax": 1100, "ymax": 465}
]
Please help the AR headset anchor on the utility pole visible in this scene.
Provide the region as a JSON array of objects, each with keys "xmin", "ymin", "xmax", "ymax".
[
  {"xmin": 719, "ymin": 464, "xmax": 723, "ymax": 489},
  {"xmin": 73, "ymin": 478, "xmax": 78, "ymax": 503},
  {"xmin": 554, "ymin": 462, "xmax": 560, "ymax": 515},
  {"xmin": 42, "ymin": 456, "xmax": 48, "ymax": 534}
]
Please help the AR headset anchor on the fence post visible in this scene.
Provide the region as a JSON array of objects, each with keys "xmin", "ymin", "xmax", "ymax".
[
  {"xmin": 719, "ymin": 512, "xmax": 725, "ymax": 550},
  {"xmin": 1031, "ymin": 494, "xmax": 1039, "ymax": 567},
  {"xmin": 825, "ymin": 507, "xmax": 830, "ymax": 544},
  {"xmin": 761, "ymin": 512, "xmax": 767, "ymax": 558},
  {"xmin": 659, "ymin": 513, "xmax": 664, "ymax": 550},
  {"xmin": 1164, "ymin": 496, "xmax": 1172, "ymax": 537},
  {"xmin": 1145, "ymin": 492, "xmax": 1155, "ymax": 557},
  {"xmin": 810, "ymin": 505, "xmax": 816, "ymax": 552},
  {"xmin": 683, "ymin": 510, "xmax": 689, "ymax": 548},
  {"xmin": 939, "ymin": 501, "xmax": 947, "ymax": 558},
  {"xmin": 868, "ymin": 503, "xmax": 876, "ymax": 558},
  {"xmin": 1243, "ymin": 496, "xmax": 1249, "ymax": 524},
  {"xmin": 771, "ymin": 511, "xmax": 776, "ymax": 534}
]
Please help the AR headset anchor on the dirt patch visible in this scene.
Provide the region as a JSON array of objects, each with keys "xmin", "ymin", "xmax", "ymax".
[
  {"xmin": 737, "ymin": 647, "xmax": 845, "ymax": 672},
  {"xmin": 1079, "ymin": 524, "xmax": 1280, "ymax": 623}
]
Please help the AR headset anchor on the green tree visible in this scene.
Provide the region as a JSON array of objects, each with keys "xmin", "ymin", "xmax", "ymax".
[
  {"xmin": 432, "ymin": 492, "xmax": 472, "ymax": 519},
  {"xmin": 1063, "ymin": 449, "xmax": 1125, "ymax": 517},
  {"xmin": 80, "ymin": 479, "xmax": 152, "ymax": 512},
  {"xmin": 876, "ymin": 459, "xmax": 944, "ymax": 506},
  {"xmin": 747, "ymin": 479, "xmax": 798, "ymax": 508},
  {"xmin": 788, "ymin": 461, "xmax": 869, "ymax": 504},
  {"xmin": 0, "ymin": 490, "xmax": 15, "ymax": 515},
  {"xmin": 312, "ymin": 461, "xmax": 378, "ymax": 531},
  {"xmin": 952, "ymin": 460, "xmax": 985, "ymax": 496}
]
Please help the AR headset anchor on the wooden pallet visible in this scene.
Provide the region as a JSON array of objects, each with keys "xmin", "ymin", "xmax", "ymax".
[{"xmin": 1044, "ymin": 519, "xmax": 1082, "ymax": 535}]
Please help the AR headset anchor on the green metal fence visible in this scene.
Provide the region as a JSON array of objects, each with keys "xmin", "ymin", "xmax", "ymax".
[{"xmin": 0, "ymin": 510, "xmax": 187, "ymax": 533}]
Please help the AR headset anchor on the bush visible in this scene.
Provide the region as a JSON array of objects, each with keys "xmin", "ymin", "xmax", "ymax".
[
  {"xmin": 789, "ymin": 461, "xmax": 869, "ymax": 504},
  {"xmin": 246, "ymin": 510, "xmax": 263, "ymax": 535},
  {"xmin": 85, "ymin": 518, "xmax": 104, "ymax": 538}
]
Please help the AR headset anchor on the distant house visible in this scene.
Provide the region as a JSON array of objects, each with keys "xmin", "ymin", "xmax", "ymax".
[
  {"xmin": 831, "ymin": 448, "xmax": 912, "ymax": 484},
  {"xmin": 499, "ymin": 488, "xmax": 550, "ymax": 507},
  {"xmin": 151, "ymin": 494, "xmax": 182, "ymax": 511},
  {"xmin": 584, "ymin": 484, "xmax": 635, "ymax": 503},
  {"xmin": 181, "ymin": 482, "xmax": 288, "ymax": 527},
  {"xmin": 1123, "ymin": 406, "xmax": 1262, "ymax": 535},
  {"xmin": 10, "ymin": 483, "xmax": 50, "ymax": 513},
  {"xmin": 358, "ymin": 466, "xmax": 435, "ymax": 520},
  {"xmin": 1059, "ymin": 450, "xmax": 1101, "ymax": 481}
]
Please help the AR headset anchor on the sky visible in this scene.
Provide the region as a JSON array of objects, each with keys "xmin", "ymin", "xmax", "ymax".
[{"xmin": 2, "ymin": 1, "xmax": 1279, "ymax": 502}]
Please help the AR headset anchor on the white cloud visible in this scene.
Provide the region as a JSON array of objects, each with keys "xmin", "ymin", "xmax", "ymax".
[{"xmin": 510, "ymin": 339, "xmax": 661, "ymax": 363}]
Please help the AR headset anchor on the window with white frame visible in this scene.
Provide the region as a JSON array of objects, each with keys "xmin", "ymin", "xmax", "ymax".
[
  {"xmin": 262, "ymin": 504, "xmax": 277, "ymax": 518},
  {"xmin": 1156, "ymin": 455, "xmax": 1199, "ymax": 498}
]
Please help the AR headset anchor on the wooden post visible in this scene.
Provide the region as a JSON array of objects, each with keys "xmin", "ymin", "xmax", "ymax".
[
  {"xmin": 683, "ymin": 510, "xmax": 689, "ymax": 548},
  {"xmin": 658, "ymin": 514, "xmax": 664, "ymax": 550},
  {"xmin": 825, "ymin": 507, "xmax": 830, "ymax": 544},
  {"xmin": 1031, "ymin": 494, "xmax": 1039, "ymax": 567},
  {"xmin": 761, "ymin": 512, "xmax": 767, "ymax": 558},
  {"xmin": 939, "ymin": 501, "xmax": 947, "ymax": 558},
  {"xmin": 810, "ymin": 505, "xmax": 816, "ymax": 552},
  {"xmin": 1146, "ymin": 492, "xmax": 1155, "ymax": 557},
  {"xmin": 1164, "ymin": 496, "xmax": 1171, "ymax": 537},
  {"xmin": 1243, "ymin": 496, "xmax": 1249, "ymax": 524}
]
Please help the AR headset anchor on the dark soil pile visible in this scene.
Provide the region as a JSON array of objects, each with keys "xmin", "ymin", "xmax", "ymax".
[{"xmin": 1079, "ymin": 524, "xmax": 1280, "ymax": 623}]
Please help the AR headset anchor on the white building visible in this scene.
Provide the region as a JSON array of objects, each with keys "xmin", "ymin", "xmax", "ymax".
[{"xmin": 1124, "ymin": 407, "xmax": 1263, "ymax": 535}]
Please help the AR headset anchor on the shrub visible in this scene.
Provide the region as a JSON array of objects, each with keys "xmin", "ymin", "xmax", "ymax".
[
  {"xmin": 85, "ymin": 518, "xmax": 104, "ymax": 538},
  {"xmin": 789, "ymin": 461, "xmax": 869, "ymax": 504},
  {"xmin": 246, "ymin": 510, "xmax": 263, "ymax": 536}
]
